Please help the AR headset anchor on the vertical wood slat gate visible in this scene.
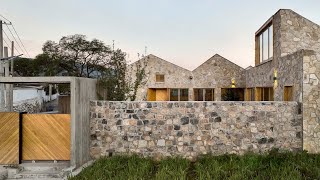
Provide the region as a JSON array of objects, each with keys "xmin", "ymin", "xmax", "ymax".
[
  {"xmin": 0, "ymin": 113, "xmax": 70, "ymax": 164},
  {"xmin": 0, "ymin": 112, "xmax": 20, "ymax": 164}
]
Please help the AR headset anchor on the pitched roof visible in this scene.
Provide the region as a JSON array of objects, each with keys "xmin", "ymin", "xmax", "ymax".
[{"xmin": 131, "ymin": 53, "xmax": 244, "ymax": 72}]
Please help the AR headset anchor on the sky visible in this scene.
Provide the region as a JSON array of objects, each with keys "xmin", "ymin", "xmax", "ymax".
[{"xmin": 1, "ymin": 0, "xmax": 320, "ymax": 70}]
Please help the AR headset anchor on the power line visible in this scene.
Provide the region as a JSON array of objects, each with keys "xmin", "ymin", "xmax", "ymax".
[
  {"xmin": 3, "ymin": 38, "xmax": 11, "ymax": 52},
  {"xmin": 0, "ymin": 14, "xmax": 31, "ymax": 58},
  {"xmin": 0, "ymin": 14, "xmax": 11, "ymax": 23},
  {"xmin": 2, "ymin": 30, "xmax": 21, "ymax": 55},
  {"xmin": 4, "ymin": 24, "xmax": 24, "ymax": 56},
  {"xmin": 11, "ymin": 24, "xmax": 30, "ymax": 58}
]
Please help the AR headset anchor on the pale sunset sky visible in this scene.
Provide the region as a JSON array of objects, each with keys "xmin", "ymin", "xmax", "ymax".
[{"xmin": 1, "ymin": 0, "xmax": 320, "ymax": 70}]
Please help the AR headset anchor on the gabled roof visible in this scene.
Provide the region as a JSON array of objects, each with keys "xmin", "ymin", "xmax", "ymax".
[
  {"xmin": 192, "ymin": 54, "xmax": 244, "ymax": 72},
  {"xmin": 131, "ymin": 53, "xmax": 244, "ymax": 72},
  {"xmin": 131, "ymin": 54, "xmax": 191, "ymax": 72}
]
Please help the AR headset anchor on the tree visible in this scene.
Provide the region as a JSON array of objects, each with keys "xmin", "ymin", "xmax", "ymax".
[
  {"xmin": 97, "ymin": 49, "xmax": 147, "ymax": 101},
  {"xmin": 42, "ymin": 35, "xmax": 112, "ymax": 78},
  {"xmin": 14, "ymin": 34, "xmax": 147, "ymax": 101}
]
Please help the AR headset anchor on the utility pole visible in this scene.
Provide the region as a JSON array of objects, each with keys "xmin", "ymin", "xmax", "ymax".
[
  {"xmin": 4, "ymin": 47, "xmax": 10, "ymax": 111},
  {"xmin": 0, "ymin": 20, "xmax": 4, "ymax": 111},
  {"xmin": 4, "ymin": 47, "xmax": 8, "ymax": 77},
  {"xmin": 145, "ymin": 46, "xmax": 147, "ymax": 56},
  {"xmin": 11, "ymin": 41, "xmax": 14, "ymax": 76},
  {"xmin": 8, "ymin": 41, "xmax": 14, "ymax": 111}
]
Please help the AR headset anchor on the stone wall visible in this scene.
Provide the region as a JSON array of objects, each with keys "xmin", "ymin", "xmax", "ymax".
[
  {"xmin": 90, "ymin": 101, "xmax": 302, "ymax": 159},
  {"xmin": 275, "ymin": 51, "xmax": 303, "ymax": 102},
  {"xmin": 12, "ymin": 98, "xmax": 42, "ymax": 113},
  {"xmin": 128, "ymin": 55, "xmax": 193, "ymax": 101},
  {"xmin": 277, "ymin": 9, "xmax": 320, "ymax": 58},
  {"xmin": 302, "ymin": 50, "xmax": 320, "ymax": 153},
  {"xmin": 246, "ymin": 60, "xmax": 273, "ymax": 88}
]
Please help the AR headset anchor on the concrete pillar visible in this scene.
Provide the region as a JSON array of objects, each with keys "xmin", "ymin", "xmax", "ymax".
[
  {"xmin": 4, "ymin": 47, "xmax": 11, "ymax": 111},
  {"xmin": 49, "ymin": 84, "xmax": 52, "ymax": 101},
  {"xmin": 215, "ymin": 88, "xmax": 221, "ymax": 101}
]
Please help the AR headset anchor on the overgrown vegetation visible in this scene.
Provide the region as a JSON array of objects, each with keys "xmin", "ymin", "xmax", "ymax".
[
  {"xmin": 14, "ymin": 34, "xmax": 147, "ymax": 101},
  {"xmin": 69, "ymin": 151, "xmax": 320, "ymax": 180}
]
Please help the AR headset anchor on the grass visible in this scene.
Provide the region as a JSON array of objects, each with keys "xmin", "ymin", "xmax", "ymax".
[{"xmin": 69, "ymin": 150, "xmax": 320, "ymax": 180}]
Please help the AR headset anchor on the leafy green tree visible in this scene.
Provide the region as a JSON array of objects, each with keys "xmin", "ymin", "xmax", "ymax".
[
  {"xmin": 42, "ymin": 34, "xmax": 112, "ymax": 77},
  {"xmin": 14, "ymin": 34, "xmax": 147, "ymax": 101}
]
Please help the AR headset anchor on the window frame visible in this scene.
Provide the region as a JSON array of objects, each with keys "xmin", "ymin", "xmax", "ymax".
[
  {"xmin": 194, "ymin": 88, "xmax": 214, "ymax": 101},
  {"xmin": 155, "ymin": 74, "xmax": 165, "ymax": 83},
  {"xmin": 169, "ymin": 88, "xmax": 189, "ymax": 101},
  {"xmin": 255, "ymin": 18, "xmax": 274, "ymax": 65}
]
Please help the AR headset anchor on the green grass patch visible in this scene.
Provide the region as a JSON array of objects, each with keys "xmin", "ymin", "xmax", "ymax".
[
  {"xmin": 155, "ymin": 157, "xmax": 190, "ymax": 180},
  {"xmin": 69, "ymin": 155, "xmax": 154, "ymax": 180},
  {"xmin": 69, "ymin": 151, "xmax": 320, "ymax": 180}
]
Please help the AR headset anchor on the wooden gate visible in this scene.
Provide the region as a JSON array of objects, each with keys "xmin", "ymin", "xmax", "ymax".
[
  {"xmin": 22, "ymin": 114, "xmax": 71, "ymax": 161},
  {"xmin": 0, "ymin": 112, "xmax": 20, "ymax": 164}
]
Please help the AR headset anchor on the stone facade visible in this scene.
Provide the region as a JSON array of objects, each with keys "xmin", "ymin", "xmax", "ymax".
[
  {"xmin": 275, "ymin": 51, "xmax": 303, "ymax": 102},
  {"xmin": 90, "ymin": 101, "xmax": 302, "ymax": 159},
  {"xmin": 246, "ymin": 60, "xmax": 273, "ymax": 88},
  {"xmin": 302, "ymin": 50, "xmax": 320, "ymax": 153},
  {"xmin": 128, "ymin": 54, "xmax": 245, "ymax": 101}
]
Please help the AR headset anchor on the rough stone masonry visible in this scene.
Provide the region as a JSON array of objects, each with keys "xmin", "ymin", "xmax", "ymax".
[{"xmin": 90, "ymin": 101, "xmax": 302, "ymax": 160}]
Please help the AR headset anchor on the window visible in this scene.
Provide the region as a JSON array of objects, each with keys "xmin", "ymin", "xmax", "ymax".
[
  {"xmin": 156, "ymin": 74, "xmax": 165, "ymax": 83},
  {"xmin": 170, "ymin": 88, "xmax": 188, "ymax": 101},
  {"xmin": 180, "ymin": 89, "xmax": 189, "ymax": 101},
  {"xmin": 258, "ymin": 24, "xmax": 273, "ymax": 62},
  {"xmin": 194, "ymin": 88, "xmax": 214, "ymax": 101},
  {"xmin": 170, "ymin": 89, "xmax": 179, "ymax": 101},
  {"xmin": 255, "ymin": 87, "xmax": 274, "ymax": 101},
  {"xmin": 284, "ymin": 86, "xmax": 293, "ymax": 101},
  {"xmin": 245, "ymin": 88, "xmax": 255, "ymax": 101},
  {"xmin": 194, "ymin": 89, "xmax": 203, "ymax": 101},
  {"xmin": 221, "ymin": 88, "xmax": 244, "ymax": 101}
]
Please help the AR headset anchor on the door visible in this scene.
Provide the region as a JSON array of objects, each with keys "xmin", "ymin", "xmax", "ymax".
[
  {"xmin": 147, "ymin": 89, "xmax": 156, "ymax": 101},
  {"xmin": 22, "ymin": 114, "xmax": 71, "ymax": 160},
  {"xmin": 284, "ymin": 86, "xmax": 293, "ymax": 101},
  {"xmin": 0, "ymin": 112, "xmax": 19, "ymax": 164},
  {"xmin": 156, "ymin": 89, "xmax": 168, "ymax": 101}
]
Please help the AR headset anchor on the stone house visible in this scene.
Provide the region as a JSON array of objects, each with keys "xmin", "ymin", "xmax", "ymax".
[
  {"xmin": 129, "ymin": 9, "xmax": 319, "ymax": 106},
  {"xmin": 129, "ymin": 54, "xmax": 246, "ymax": 101}
]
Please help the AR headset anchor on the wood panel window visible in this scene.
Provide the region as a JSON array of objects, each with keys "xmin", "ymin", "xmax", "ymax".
[
  {"xmin": 284, "ymin": 86, "xmax": 293, "ymax": 101},
  {"xmin": 170, "ymin": 88, "xmax": 188, "ymax": 101},
  {"xmin": 156, "ymin": 74, "xmax": 165, "ymax": 83},
  {"xmin": 180, "ymin": 89, "xmax": 189, "ymax": 101},
  {"xmin": 255, "ymin": 87, "xmax": 274, "ymax": 101},
  {"xmin": 194, "ymin": 88, "xmax": 214, "ymax": 101},
  {"xmin": 221, "ymin": 88, "xmax": 244, "ymax": 101},
  {"xmin": 245, "ymin": 88, "xmax": 255, "ymax": 101}
]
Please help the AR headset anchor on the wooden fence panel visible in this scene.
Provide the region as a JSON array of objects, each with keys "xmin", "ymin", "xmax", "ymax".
[
  {"xmin": 22, "ymin": 114, "xmax": 70, "ymax": 160},
  {"xmin": 0, "ymin": 112, "xmax": 19, "ymax": 164}
]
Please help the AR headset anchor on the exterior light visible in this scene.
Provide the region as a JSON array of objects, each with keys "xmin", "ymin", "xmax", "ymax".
[
  {"xmin": 231, "ymin": 79, "xmax": 236, "ymax": 88},
  {"xmin": 273, "ymin": 69, "xmax": 278, "ymax": 88}
]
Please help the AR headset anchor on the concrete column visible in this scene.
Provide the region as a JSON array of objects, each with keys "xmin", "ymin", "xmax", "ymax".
[
  {"xmin": 49, "ymin": 84, "xmax": 52, "ymax": 101},
  {"xmin": 4, "ymin": 47, "xmax": 11, "ymax": 111},
  {"xmin": 215, "ymin": 88, "xmax": 221, "ymax": 101}
]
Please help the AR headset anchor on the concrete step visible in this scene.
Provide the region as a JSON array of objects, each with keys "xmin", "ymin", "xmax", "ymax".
[
  {"xmin": 0, "ymin": 167, "xmax": 8, "ymax": 180},
  {"xmin": 19, "ymin": 162, "xmax": 69, "ymax": 172},
  {"xmin": 6, "ymin": 162, "xmax": 70, "ymax": 179},
  {"xmin": 12, "ymin": 170, "xmax": 64, "ymax": 179}
]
